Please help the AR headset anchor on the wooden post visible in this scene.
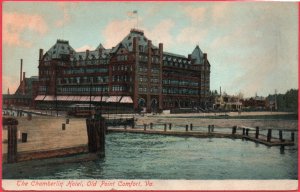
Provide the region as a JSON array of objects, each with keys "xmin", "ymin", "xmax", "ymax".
[
  {"xmin": 66, "ymin": 118, "xmax": 69, "ymax": 124},
  {"xmin": 27, "ymin": 113, "xmax": 32, "ymax": 121},
  {"xmin": 169, "ymin": 123, "xmax": 172, "ymax": 130},
  {"xmin": 291, "ymin": 132, "xmax": 295, "ymax": 142},
  {"xmin": 7, "ymin": 125, "xmax": 18, "ymax": 163},
  {"xmin": 255, "ymin": 127, "xmax": 259, "ymax": 139},
  {"xmin": 242, "ymin": 128, "xmax": 245, "ymax": 135},
  {"xmin": 86, "ymin": 117, "xmax": 106, "ymax": 157},
  {"xmin": 280, "ymin": 145, "xmax": 285, "ymax": 153},
  {"xmin": 62, "ymin": 123, "xmax": 66, "ymax": 130},
  {"xmin": 131, "ymin": 119, "xmax": 135, "ymax": 129},
  {"xmin": 186, "ymin": 125, "xmax": 188, "ymax": 132},
  {"xmin": 21, "ymin": 133, "xmax": 27, "ymax": 142},
  {"xmin": 208, "ymin": 125, "xmax": 211, "ymax": 133},
  {"xmin": 190, "ymin": 124, "xmax": 193, "ymax": 131},
  {"xmin": 246, "ymin": 129, "xmax": 249, "ymax": 136},
  {"xmin": 164, "ymin": 124, "xmax": 167, "ymax": 132},
  {"xmin": 150, "ymin": 123, "xmax": 153, "ymax": 129},
  {"xmin": 124, "ymin": 125, "xmax": 127, "ymax": 130},
  {"xmin": 211, "ymin": 125, "xmax": 214, "ymax": 132},
  {"xmin": 144, "ymin": 124, "xmax": 147, "ymax": 131},
  {"xmin": 232, "ymin": 126, "xmax": 237, "ymax": 134},
  {"xmin": 267, "ymin": 129, "xmax": 272, "ymax": 142},
  {"xmin": 279, "ymin": 130, "xmax": 283, "ymax": 141}
]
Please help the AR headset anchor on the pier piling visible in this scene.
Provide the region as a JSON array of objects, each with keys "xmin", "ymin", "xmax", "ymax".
[
  {"xmin": 164, "ymin": 124, "xmax": 167, "ymax": 132},
  {"xmin": 267, "ymin": 129, "xmax": 272, "ymax": 142},
  {"xmin": 169, "ymin": 123, "xmax": 172, "ymax": 130},
  {"xmin": 7, "ymin": 125, "xmax": 18, "ymax": 163},
  {"xmin": 62, "ymin": 123, "xmax": 66, "ymax": 130},
  {"xmin": 232, "ymin": 126, "xmax": 237, "ymax": 134},
  {"xmin": 242, "ymin": 128, "xmax": 245, "ymax": 135},
  {"xmin": 255, "ymin": 127, "xmax": 259, "ymax": 139},
  {"xmin": 186, "ymin": 125, "xmax": 188, "ymax": 132},
  {"xmin": 279, "ymin": 130, "xmax": 283, "ymax": 141},
  {"xmin": 86, "ymin": 117, "xmax": 106, "ymax": 157},
  {"xmin": 291, "ymin": 132, "xmax": 295, "ymax": 142},
  {"xmin": 21, "ymin": 133, "xmax": 27, "ymax": 143},
  {"xmin": 144, "ymin": 124, "xmax": 147, "ymax": 131},
  {"xmin": 150, "ymin": 123, "xmax": 153, "ymax": 129},
  {"xmin": 190, "ymin": 124, "xmax": 193, "ymax": 131},
  {"xmin": 246, "ymin": 129, "xmax": 249, "ymax": 136},
  {"xmin": 208, "ymin": 125, "xmax": 211, "ymax": 133},
  {"xmin": 66, "ymin": 119, "xmax": 69, "ymax": 124}
]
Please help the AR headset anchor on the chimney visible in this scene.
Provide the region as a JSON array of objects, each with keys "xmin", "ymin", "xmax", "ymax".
[
  {"xmin": 7, "ymin": 88, "xmax": 10, "ymax": 95},
  {"xmin": 39, "ymin": 49, "xmax": 44, "ymax": 60},
  {"xmin": 20, "ymin": 59, "xmax": 23, "ymax": 84},
  {"xmin": 159, "ymin": 43, "xmax": 163, "ymax": 54},
  {"xmin": 86, "ymin": 49, "xmax": 90, "ymax": 60},
  {"xmin": 99, "ymin": 48, "xmax": 103, "ymax": 58},
  {"xmin": 188, "ymin": 54, "xmax": 192, "ymax": 60},
  {"xmin": 203, "ymin": 53, "xmax": 207, "ymax": 60},
  {"xmin": 133, "ymin": 37, "xmax": 138, "ymax": 53},
  {"xmin": 23, "ymin": 72, "xmax": 26, "ymax": 94},
  {"xmin": 147, "ymin": 40, "xmax": 152, "ymax": 53}
]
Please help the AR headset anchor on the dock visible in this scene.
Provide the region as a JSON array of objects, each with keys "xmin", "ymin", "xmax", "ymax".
[
  {"xmin": 107, "ymin": 123, "xmax": 295, "ymax": 147},
  {"xmin": 2, "ymin": 116, "xmax": 105, "ymax": 164}
]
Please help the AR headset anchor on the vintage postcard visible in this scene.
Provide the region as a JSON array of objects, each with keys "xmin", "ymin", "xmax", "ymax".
[{"xmin": 2, "ymin": 1, "xmax": 298, "ymax": 191}]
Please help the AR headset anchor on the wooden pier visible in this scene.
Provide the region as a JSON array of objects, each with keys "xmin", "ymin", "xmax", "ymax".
[
  {"xmin": 2, "ymin": 116, "xmax": 106, "ymax": 164},
  {"xmin": 107, "ymin": 123, "xmax": 295, "ymax": 147}
]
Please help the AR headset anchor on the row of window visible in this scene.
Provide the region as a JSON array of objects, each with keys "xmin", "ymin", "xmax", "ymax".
[
  {"xmin": 71, "ymin": 59, "xmax": 109, "ymax": 66},
  {"xmin": 163, "ymin": 61, "xmax": 190, "ymax": 69},
  {"xmin": 138, "ymin": 86, "xmax": 159, "ymax": 93},
  {"xmin": 58, "ymin": 86, "xmax": 109, "ymax": 93},
  {"xmin": 117, "ymin": 55, "xmax": 128, "ymax": 61},
  {"xmin": 112, "ymin": 75, "xmax": 132, "ymax": 82},
  {"xmin": 138, "ymin": 55, "xmax": 160, "ymax": 63},
  {"xmin": 162, "ymin": 88, "xmax": 199, "ymax": 95},
  {"xmin": 112, "ymin": 65, "xmax": 133, "ymax": 71},
  {"xmin": 163, "ymin": 79, "xmax": 199, "ymax": 87},
  {"xmin": 111, "ymin": 85, "xmax": 131, "ymax": 92},
  {"xmin": 58, "ymin": 76, "xmax": 109, "ymax": 84},
  {"xmin": 64, "ymin": 68, "xmax": 108, "ymax": 75}
]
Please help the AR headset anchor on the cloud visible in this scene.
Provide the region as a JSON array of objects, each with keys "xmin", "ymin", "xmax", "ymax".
[
  {"xmin": 102, "ymin": 18, "xmax": 175, "ymax": 49},
  {"xmin": 3, "ymin": 12, "xmax": 48, "ymax": 47},
  {"xmin": 75, "ymin": 45, "xmax": 95, "ymax": 52},
  {"xmin": 176, "ymin": 26, "xmax": 208, "ymax": 45},
  {"xmin": 55, "ymin": 2, "xmax": 75, "ymax": 27},
  {"xmin": 102, "ymin": 19, "xmax": 136, "ymax": 48},
  {"xmin": 145, "ymin": 19, "xmax": 175, "ymax": 47},
  {"xmin": 211, "ymin": 3, "xmax": 231, "ymax": 23},
  {"xmin": 183, "ymin": 6, "xmax": 206, "ymax": 23},
  {"xmin": 2, "ymin": 75, "xmax": 19, "ymax": 94}
]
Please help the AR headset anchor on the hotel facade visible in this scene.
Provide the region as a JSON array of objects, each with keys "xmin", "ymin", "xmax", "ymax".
[{"xmin": 23, "ymin": 29, "xmax": 211, "ymax": 112}]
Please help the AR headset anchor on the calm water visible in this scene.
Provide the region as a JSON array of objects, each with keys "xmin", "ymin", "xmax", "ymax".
[{"xmin": 3, "ymin": 132, "xmax": 298, "ymax": 179}]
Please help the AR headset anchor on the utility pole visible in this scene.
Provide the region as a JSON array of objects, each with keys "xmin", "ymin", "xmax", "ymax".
[{"xmin": 275, "ymin": 89, "xmax": 277, "ymax": 111}]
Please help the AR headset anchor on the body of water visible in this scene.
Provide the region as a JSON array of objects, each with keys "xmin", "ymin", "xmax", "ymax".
[{"xmin": 3, "ymin": 132, "xmax": 298, "ymax": 179}]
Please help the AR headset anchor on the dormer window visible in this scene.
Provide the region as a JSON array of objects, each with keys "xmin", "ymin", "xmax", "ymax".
[{"xmin": 128, "ymin": 36, "xmax": 131, "ymax": 40}]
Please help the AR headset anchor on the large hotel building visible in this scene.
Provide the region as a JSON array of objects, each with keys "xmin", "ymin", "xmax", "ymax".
[{"xmin": 6, "ymin": 29, "xmax": 211, "ymax": 113}]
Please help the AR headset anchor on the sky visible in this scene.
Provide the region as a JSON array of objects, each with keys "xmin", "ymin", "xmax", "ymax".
[{"xmin": 2, "ymin": 2, "xmax": 298, "ymax": 98}]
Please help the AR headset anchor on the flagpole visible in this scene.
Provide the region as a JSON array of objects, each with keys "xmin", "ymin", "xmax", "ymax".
[{"xmin": 136, "ymin": 11, "xmax": 138, "ymax": 29}]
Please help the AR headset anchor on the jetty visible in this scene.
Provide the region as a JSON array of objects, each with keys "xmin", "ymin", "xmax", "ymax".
[
  {"xmin": 2, "ymin": 113, "xmax": 296, "ymax": 165},
  {"xmin": 107, "ymin": 122, "xmax": 296, "ymax": 147},
  {"xmin": 2, "ymin": 116, "xmax": 106, "ymax": 164}
]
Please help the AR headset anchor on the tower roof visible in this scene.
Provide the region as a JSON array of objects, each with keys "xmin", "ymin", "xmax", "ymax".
[
  {"xmin": 111, "ymin": 28, "xmax": 157, "ymax": 53},
  {"xmin": 191, "ymin": 45, "xmax": 204, "ymax": 64},
  {"xmin": 44, "ymin": 40, "xmax": 76, "ymax": 61}
]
